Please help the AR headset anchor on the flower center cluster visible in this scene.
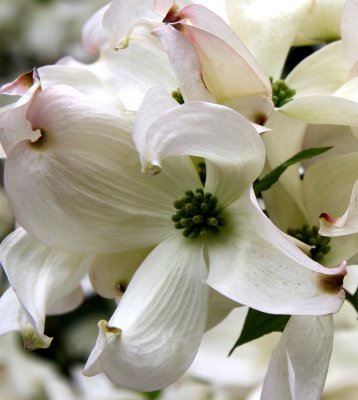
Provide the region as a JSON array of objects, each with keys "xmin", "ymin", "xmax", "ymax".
[
  {"xmin": 270, "ymin": 77, "xmax": 296, "ymax": 107},
  {"xmin": 287, "ymin": 224, "xmax": 331, "ymax": 262},
  {"xmin": 172, "ymin": 189, "xmax": 225, "ymax": 238}
]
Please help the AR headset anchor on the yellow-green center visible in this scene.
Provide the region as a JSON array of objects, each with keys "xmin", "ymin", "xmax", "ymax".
[
  {"xmin": 172, "ymin": 188, "xmax": 225, "ymax": 239},
  {"xmin": 287, "ymin": 224, "xmax": 331, "ymax": 262},
  {"xmin": 270, "ymin": 77, "xmax": 296, "ymax": 107}
]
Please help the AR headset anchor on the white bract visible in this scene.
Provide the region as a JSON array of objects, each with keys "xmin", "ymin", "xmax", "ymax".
[
  {"xmin": 80, "ymin": 88, "xmax": 345, "ymax": 390},
  {"xmin": 82, "ymin": 0, "xmax": 273, "ymax": 122}
]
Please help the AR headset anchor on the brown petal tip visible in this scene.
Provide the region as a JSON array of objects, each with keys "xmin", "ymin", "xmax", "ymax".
[
  {"xmin": 318, "ymin": 264, "xmax": 347, "ymax": 294},
  {"xmin": 319, "ymin": 212, "xmax": 337, "ymax": 224}
]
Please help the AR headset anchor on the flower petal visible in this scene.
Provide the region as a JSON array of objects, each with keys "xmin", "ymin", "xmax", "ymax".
[
  {"xmin": 319, "ymin": 180, "xmax": 358, "ymax": 237},
  {"xmin": 102, "ymin": 0, "xmax": 162, "ymax": 49},
  {"xmin": 303, "ymin": 153, "xmax": 358, "ymax": 223},
  {"xmin": 303, "ymin": 154, "xmax": 358, "ymax": 263},
  {"xmin": 178, "ymin": 4, "xmax": 271, "ymax": 98},
  {"xmin": 84, "ymin": 235, "xmax": 208, "ymax": 391},
  {"xmin": 261, "ymin": 316, "xmax": 334, "ymax": 400},
  {"xmin": 341, "ymin": 0, "xmax": 358, "ymax": 67},
  {"xmin": 0, "ymin": 287, "xmax": 52, "ymax": 350},
  {"xmin": 207, "ymin": 189, "xmax": 346, "ymax": 315},
  {"xmin": 281, "ymin": 89, "xmax": 358, "ymax": 127},
  {"xmin": 136, "ymin": 91, "xmax": 265, "ymax": 207},
  {"xmin": 87, "ymin": 39, "xmax": 178, "ymax": 111},
  {"xmin": 82, "ymin": 4, "xmax": 111, "ymax": 54},
  {"xmin": 38, "ymin": 64, "xmax": 123, "ymax": 107},
  {"xmin": 0, "ymin": 228, "xmax": 92, "ymax": 339},
  {"xmin": 0, "ymin": 70, "xmax": 41, "ymax": 155},
  {"xmin": 263, "ymin": 110, "xmax": 308, "ymax": 216},
  {"xmin": 294, "ymin": 0, "xmax": 344, "ymax": 45},
  {"xmin": 89, "ymin": 248, "xmax": 152, "ymax": 299},
  {"xmin": 178, "ymin": 24, "xmax": 270, "ymax": 105},
  {"xmin": 5, "ymin": 86, "xmax": 198, "ymax": 253},
  {"xmin": 226, "ymin": 0, "xmax": 312, "ymax": 79},
  {"xmin": 47, "ymin": 287, "xmax": 84, "ymax": 316},
  {"xmin": 154, "ymin": 25, "xmax": 215, "ymax": 103},
  {"xmin": 286, "ymin": 41, "xmax": 349, "ymax": 97}
]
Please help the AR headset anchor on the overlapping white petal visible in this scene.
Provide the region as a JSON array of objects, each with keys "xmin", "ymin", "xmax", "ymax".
[
  {"xmin": 82, "ymin": 3, "xmax": 111, "ymax": 54},
  {"xmin": 261, "ymin": 316, "xmax": 334, "ymax": 400},
  {"xmin": 84, "ymin": 235, "xmax": 208, "ymax": 391},
  {"xmin": 0, "ymin": 228, "xmax": 92, "ymax": 341},
  {"xmin": 5, "ymin": 85, "xmax": 198, "ymax": 253},
  {"xmin": 225, "ymin": 0, "xmax": 312, "ymax": 79},
  {"xmin": 89, "ymin": 248, "xmax": 151, "ymax": 299},
  {"xmin": 154, "ymin": 25, "xmax": 215, "ymax": 103},
  {"xmin": 320, "ymin": 180, "xmax": 358, "ymax": 237},
  {"xmin": 286, "ymin": 41, "xmax": 349, "ymax": 97},
  {"xmin": 179, "ymin": 4, "xmax": 270, "ymax": 95},
  {"xmin": 341, "ymin": 0, "xmax": 358, "ymax": 67},
  {"xmin": 0, "ymin": 287, "xmax": 52, "ymax": 350},
  {"xmin": 0, "ymin": 70, "xmax": 41, "ymax": 155},
  {"xmin": 102, "ymin": 0, "xmax": 163, "ymax": 49},
  {"xmin": 38, "ymin": 64, "xmax": 124, "ymax": 108},
  {"xmin": 87, "ymin": 39, "xmax": 177, "ymax": 111},
  {"xmin": 294, "ymin": 0, "xmax": 344, "ymax": 45},
  {"xmin": 263, "ymin": 111, "xmax": 308, "ymax": 216},
  {"xmin": 207, "ymin": 190, "xmax": 346, "ymax": 315},
  {"xmin": 281, "ymin": 87, "xmax": 358, "ymax": 127},
  {"xmin": 135, "ymin": 88, "xmax": 265, "ymax": 207}
]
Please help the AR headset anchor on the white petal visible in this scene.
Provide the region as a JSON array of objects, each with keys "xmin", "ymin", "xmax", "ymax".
[
  {"xmin": 180, "ymin": 24, "xmax": 270, "ymax": 104},
  {"xmin": 133, "ymin": 86, "xmax": 179, "ymax": 165},
  {"xmin": 295, "ymin": 0, "xmax": 344, "ymax": 45},
  {"xmin": 178, "ymin": 5, "xmax": 271, "ymax": 99},
  {"xmin": 5, "ymin": 86, "xmax": 198, "ymax": 253},
  {"xmin": 226, "ymin": 0, "xmax": 312, "ymax": 79},
  {"xmin": 84, "ymin": 235, "xmax": 208, "ymax": 391},
  {"xmin": 136, "ymin": 94, "xmax": 265, "ymax": 206},
  {"xmin": 0, "ymin": 288, "xmax": 52, "ymax": 350},
  {"xmin": 341, "ymin": 0, "xmax": 358, "ymax": 67},
  {"xmin": 0, "ymin": 70, "xmax": 41, "ymax": 155},
  {"xmin": 0, "ymin": 228, "xmax": 92, "ymax": 338},
  {"xmin": 154, "ymin": 25, "xmax": 215, "ymax": 103},
  {"xmin": 261, "ymin": 316, "xmax": 334, "ymax": 400},
  {"xmin": 89, "ymin": 248, "xmax": 151, "ymax": 299},
  {"xmin": 303, "ymin": 153, "xmax": 358, "ymax": 224},
  {"xmin": 38, "ymin": 64, "xmax": 124, "ymax": 108},
  {"xmin": 207, "ymin": 189, "xmax": 346, "ymax": 315},
  {"xmin": 319, "ymin": 180, "xmax": 358, "ymax": 237},
  {"xmin": 87, "ymin": 39, "xmax": 178, "ymax": 111},
  {"xmin": 205, "ymin": 289, "xmax": 239, "ymax": 331},
  {"xmin": 82, "ymin": 4, "xmax": 111, "ymax": 54},
  {"xmin": 281, "ymin": 92, "xmax": 358, "ymax": 127},
  {"xmin": 47, "ymin": 287, "xmax": 84, "ymax": 316},
  {"xmin": 263, "ymin": 110, "xmax": 308, "ymax": 217},
  {"xmin": 286, "ymin": 41, "xmax": 350, "ymax": 97},
  {"xmin": 262, "ymin": 180, "xmax": 307, "ymax": 233},
  {"xmin": 102, "ymin": 0, "xmax": 161, "ymax": 49}
]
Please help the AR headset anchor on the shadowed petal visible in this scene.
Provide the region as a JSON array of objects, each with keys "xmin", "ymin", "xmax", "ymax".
[{"xmin": 84, "ymin": 235, "xmax": 208, "ymax": 391}]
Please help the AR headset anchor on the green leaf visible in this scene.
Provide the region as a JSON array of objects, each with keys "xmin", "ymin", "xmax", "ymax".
[
  {"xmin": 228, "ymin": 308, "xmax": 290, "ymax": 356},
  {"xmin": 144, "ymin": 390, "xmax": 162, "ymax": 400},
  {"xmin": 254, "ymin": 146, "xmax": 333, "ymax": 195}
]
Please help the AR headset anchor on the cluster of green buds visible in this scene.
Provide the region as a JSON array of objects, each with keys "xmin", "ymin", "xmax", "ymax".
[
  {"xmin": 287, "ymin": 225, "xmax": 331, "ymax": 262},
  {"xmin": 172, "ymin": 188, "xmax": 225, "ymax": 239},
  {"xmin": 270, "ymin": 77, "xmax": 296, "ymax": 107}
]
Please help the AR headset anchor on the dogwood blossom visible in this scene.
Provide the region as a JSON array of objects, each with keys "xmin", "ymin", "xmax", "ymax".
[{"xmin": 81, "ymin": 88, "xmax": 345, "ymax": 390}]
